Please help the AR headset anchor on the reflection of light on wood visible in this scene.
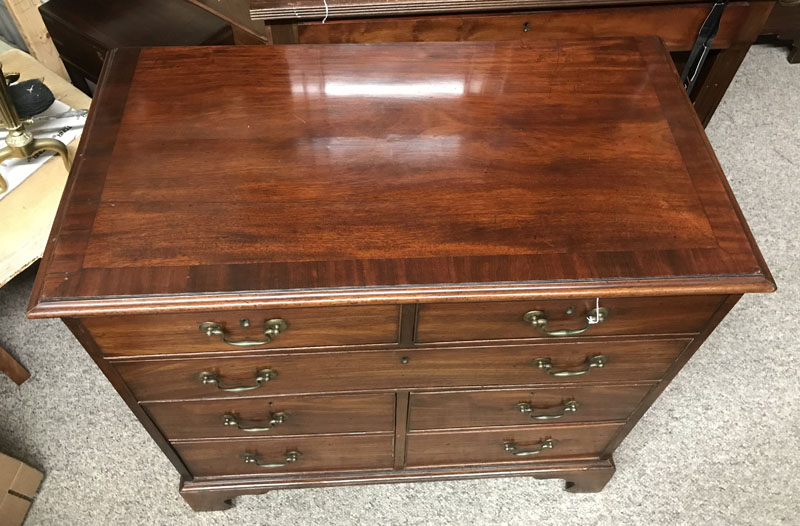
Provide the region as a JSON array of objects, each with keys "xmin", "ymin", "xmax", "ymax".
[
  {"xmin": 324, "ymin": 81, "xmax": 464, "ymax": 98},
  {"xmin": 290, "ymin": 76, "xmax": 466, "ymax": 98}
]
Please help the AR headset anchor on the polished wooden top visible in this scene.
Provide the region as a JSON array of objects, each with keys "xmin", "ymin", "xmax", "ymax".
[{"xmin": 28, "ymin": 38, "xmax": 773, "ymax": 317}]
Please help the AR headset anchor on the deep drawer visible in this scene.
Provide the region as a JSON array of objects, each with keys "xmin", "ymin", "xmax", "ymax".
[
  {"xmin": 83, "ymin": 305, "xmax": 401, "ymax": 357},
  {"xmin": 408, "ymin": 384, "xmax": 652, "ymax": 431},
  {"xmin": 405, "ymin": 422, "xmax": 623, "ymax": 468},
  {"xmin": 114, "ymin": 339, "xmax": 689, "ymax": 401},
  {"xmin": 174, "ymin": 434, "xmax": 394, "ymax": 477},
  {"xmin": 415, "ymin": 296, "xmax": 724, "ymax": 343},
  {"xmin": 145, "ymin": 393, "xmax": 395, "ymax": 440}
]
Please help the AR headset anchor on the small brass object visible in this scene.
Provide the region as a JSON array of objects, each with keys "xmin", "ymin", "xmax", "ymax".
[
  {"xmin": 197, "ymin": 368, "xmax": 277, "ymax": 392},
  {"xmin": 515, "ymin": 400, "xmax": 580, "ymax": 420},
  {"xmin": 222, "ymin": 412, "xmax": 286, "ymax": 432},
  {"xmin": 199, "ymin": 318, "xmax": 288, "ymax": 347},
  {"xmin": 523, "ymin": 307, "xmax": 609, "ymax": 337},
  {"xmin": 240, "ymin": 318, "xmax": 251, "ymax": 328},
  {"xmin": 400, "ymin": 357, "xmax": 409, "ymax": 364},
  {"xmin": 503, "ymin": 439, "xmax": 557, "ymax": 456},
  {"xmin": 532, "ymin": 355, "xmax": 608, "ymax": 377},
  {"xmin": 0, "ymin": 63, "xmax": 71, "ymax": 194},
  {"xmin": 242, "ymin": 450, "xmax": 301, "ymax": 468}
]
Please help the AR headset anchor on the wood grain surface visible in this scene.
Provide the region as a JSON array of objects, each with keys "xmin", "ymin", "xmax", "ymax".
[
  {"xmin": 145, "ymin": 392, "xmax": 396, "ymax": 439},
  {"xmin": 84, "ymin": 305, "xmax": 400, "ymax": 357},
  {"xmin": 297, "ymin": 3, "xmax": 749, "ymax": 48},
  {"xmin": 174, "ymin": 434, "xmax": 395, "ymax": 477},
  {"xmin": 28, "ymin": 38, "xmax": 774, "ymax": 318},
  {"xmin": 407, "ymin": 384, "xmax": 652, "ymax": 430},
  {"xmin": 405, "ymin": 422, "xmax": 623, "ymax": 467},
  {"xmin": 415, "ymin": 295, "xmax": 724, "ymax": 343},
  {"xmin": 112, "ymin": 339, "xmax": 689, "ymax": 401}
]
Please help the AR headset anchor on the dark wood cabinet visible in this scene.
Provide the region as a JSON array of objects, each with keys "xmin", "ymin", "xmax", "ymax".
[
  {"xmin": 28, "ymin": 39, "xmax": 773, "ymax": 511},
  {"xmin": 761, "ymin": 2, "xmax": 800, "ymax": 62},
  {"xmin": 39, "ymin": 0, "xmax": 233, "ymax": 95}
]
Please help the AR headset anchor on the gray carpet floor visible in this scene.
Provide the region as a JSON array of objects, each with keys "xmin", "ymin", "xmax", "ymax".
[{"xmin": 1, "ymin": 44, "xmax": 798, "ymax": 526}]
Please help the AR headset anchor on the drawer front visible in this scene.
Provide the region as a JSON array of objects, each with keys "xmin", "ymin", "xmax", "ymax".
[
  {"xmin": 83, "ymin": 305, "xmax": 400, "ymax": 357},
  {"xmin": 408, "ymin": 384, "xmax": 652, "ymax": 431},
  {"xmin": 297, "ymin": 3, "xmax": 750, "ymax": 51},
  {"xmin": 405, "ymin": 422, "xmax": 623, "ymax": 468},
  {"xmin": 145, "ymin": 393, "xmax": 395, "ymax": 440},
  {"xmin": 114, "ymin": 339, "xmax": 689, "ymax": 401},
  {"xmin": 174, "ymin": 434, "xmax": 394, "ymax": 477},
  {"xmin": 416, "ymin": 296, "xmax": 723, "ymax": 343}
]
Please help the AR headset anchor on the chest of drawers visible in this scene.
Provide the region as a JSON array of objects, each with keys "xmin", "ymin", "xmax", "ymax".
[{"xmin": 28, "ymin": 38, "xmax": 774, "ymax": 511}]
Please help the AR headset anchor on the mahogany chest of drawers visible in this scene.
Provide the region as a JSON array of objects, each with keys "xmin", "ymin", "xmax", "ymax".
[{"xmin": 28, "ymin": 38, "xmax": 774, "ymax": 511}]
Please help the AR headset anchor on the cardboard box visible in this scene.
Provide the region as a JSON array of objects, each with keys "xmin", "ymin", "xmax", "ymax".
[{"xmin": 0, "ymin": 453, "xmax": 43, "ymax": 526}]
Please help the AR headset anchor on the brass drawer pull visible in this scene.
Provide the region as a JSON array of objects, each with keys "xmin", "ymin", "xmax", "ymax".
[
  {"xmin": 523, "ymin": 307, "xmax": 609, "ymax": 337},
  {"xmin": 532, "ymin": 355, "xmax": 608, "ymax": 377},
  {"xmin": 503, "ymin": 439, "xmax": 557, "ymax": 456},
  {"xmin": 199, "ymin": 319, "xmax": 288, "ymax": 347},
  {"xmin": 197, "ymin": 369, "xmax": 277, "ymax": 392},
  {"xmin": 222, "ymin": 412, "xmax": 286, "ymax": 432},
  {"xmin": 515, "ymin": 400, "xmax": 580, "ymax": 420},
  {"xmin": 241, "ymin": 450, "xmax": 301, "ymax": 468}
]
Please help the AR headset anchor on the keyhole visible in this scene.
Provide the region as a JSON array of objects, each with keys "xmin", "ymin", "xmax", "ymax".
[
  {"xmin": 522, "ymin": 22, "xmax": 530, "ymax": 32},
  {"xmin": 400, "ymin": 357, "xmax": 409, "ymax": 364},
  {"xmin": 565, "ymin": 306, "xmax": 575, "ymax": 315},
  {"xmin": 240, "ymin": 318, "xmax": 251, "ymax": 327}
]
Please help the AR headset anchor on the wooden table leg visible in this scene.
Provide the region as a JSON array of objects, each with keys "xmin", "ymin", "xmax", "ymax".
[
  {"xmin": 0, "ymin": 342, "xmax": 30, "ymax": 385},
  {"xmin": 692, "ymin": 1, "xmax": 776, "ymax": 126}
]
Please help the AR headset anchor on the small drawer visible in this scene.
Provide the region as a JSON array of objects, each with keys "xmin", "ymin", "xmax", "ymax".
[
  {"xmin": 174, "ymin": 434, "xmax": 394, "ymax": 477},
  {"xmin": 415, "ymin": 296, "xmax": 724, "ymax": 343},
  {"xmin": 83, "ymin": 305, "xmax": 401, "ymax": 357},
  {"xmin": 145, "ymin": 393, "xmax": 395, "ymax": 440},
  {"xmin": 408, "ymin": 384, "xmax": 652, "ymax": 431},
  {"xmin": 114, "ymin": 339, "xmax": 688, "ymax": 402},
  {"xmin": 405, "ymin": 422, "xmax": 623, "ymax": 468},
  {"xmin": 42, "ymin": 19, "xmax": 106, "ymax": 78}
]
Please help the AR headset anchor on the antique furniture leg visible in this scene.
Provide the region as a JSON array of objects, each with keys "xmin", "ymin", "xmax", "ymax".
[
  {"xmin": 0, "ymin": 342, "xmax": 30, "ymax": 385},
  {"xmin": 692, "ymin": 0, "xmax": 776, "ymax": 125},
  {"xmin": 761, "ymin": 2, "xmax": 800, "ymax": 64},
  {"xmin": 179, "ymin": 483, "xmax": 240, "ymax": 512},
  {"xmin": 562, "ymin": 463, "xmax": 616, "ymax": 493}
]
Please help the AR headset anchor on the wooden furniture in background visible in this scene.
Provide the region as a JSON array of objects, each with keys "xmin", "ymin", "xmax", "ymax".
[
  {"xmin": 28, "ymin": 39, "xmax": 774, "ymax": 511},
  {"xmin": 0, "ymin": 343, "xmax": 29, "ymax": 385},
  {"xmin": 184, "ymin": 0, "xmax": 271, "ymax": 44},
  {"xmin": 3, "ymin": 0, "xmax": 68, "ymax": 79},
  {"xmin": 38, "ymin": 0, "xmax": 234, "ymax": 96},
  {"xmin": 251, "ymin": 0, "xmax": 776, "ymax": 126},
  {"xmin": 761, "ymin": 1, "xmax": 800, "ymax": 62}
]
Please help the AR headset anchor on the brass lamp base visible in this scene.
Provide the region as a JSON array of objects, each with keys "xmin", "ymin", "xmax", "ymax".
[
  {"xmin": 0, "ymin": 135, "xmax": 71, "ymax": 193},
  {"xmin": 0, "ymin": 64, "xmax": 71, "ymax": 194}
]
